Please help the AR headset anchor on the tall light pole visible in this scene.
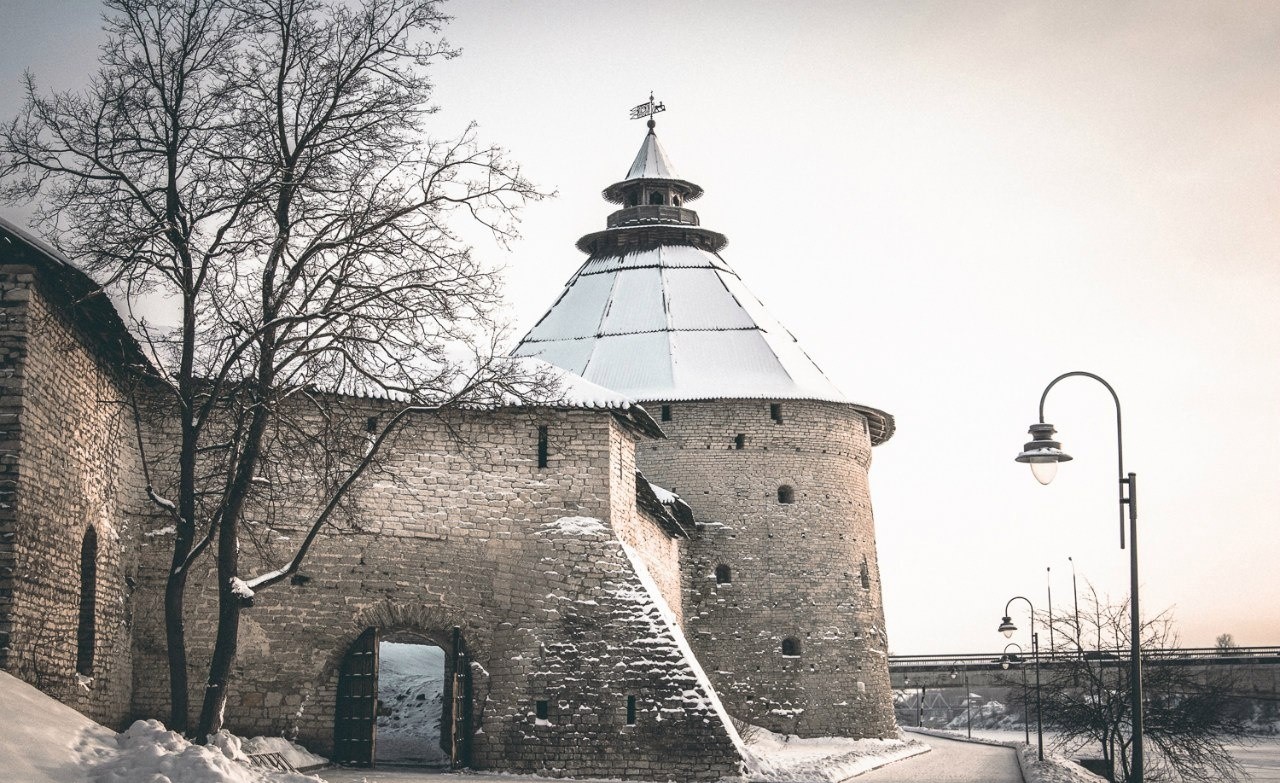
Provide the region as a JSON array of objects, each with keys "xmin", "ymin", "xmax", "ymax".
[
  {"xmin": 1015, "ymin": 371, "xmax": 1144, "ymax": 782},
  {"xmin": 998, "ymin": 642, "xmax": 1029, "ymax": 745},
  {"xmin": 1069, "ymin": 556, "xmax": 1081, "ymax": 652},
  {"xmin": 998, "ymin": 596, "xmax": 1043, "ymax": 760},
  {"xmin": 1047, "ymin": 567, "xmax": 1055, "ymax": 658}
]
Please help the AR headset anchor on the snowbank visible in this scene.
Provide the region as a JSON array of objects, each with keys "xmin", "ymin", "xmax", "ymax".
[
  {"xmin": 0, "ymin": 670, "xmax": 324, "ymax": 783},
  {"xmin": 1015, "ymin": 743, "xmax": 1109, "ymax": 783},
  {"xmin": 91, "ymin": 720, "xmax": 320, "ymax": 783},
  {"xmin": 0, "ymin": 670, "xmax": 117, "ymax": 783},
  {"xmin": 241, "ymin": 736, "xmax": 328, "ymax": 771},
  {"xmin": 745, "ymin": 725, "xmax": 928, "ymax": 782}
]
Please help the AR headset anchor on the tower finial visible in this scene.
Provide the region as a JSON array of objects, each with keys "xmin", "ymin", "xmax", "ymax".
[{"xmin": 629, "ymin": 91, "xmax": 666, "ymax": 133}]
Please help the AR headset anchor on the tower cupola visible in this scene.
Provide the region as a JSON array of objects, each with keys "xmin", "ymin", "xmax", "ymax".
[{"xmin": 579, "ymin": 120, "xmax": 727, "ymax": 255}]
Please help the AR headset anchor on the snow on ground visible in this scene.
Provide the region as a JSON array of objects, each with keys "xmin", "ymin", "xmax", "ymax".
[
  {"xmin": 242, "ymin": 736, "xmax": 328, "ymax": 771},
  {"xmin": 91, "ymin": 721, "xmax": 322, "ymax": 783},
  {"xmin": 0, "ymin": 670, "xmax": 323, "ymax": 783},
  {"xmin": 376, "ymin": 642, "xmax": 447, "ymax": 765},
  {"xmin": 0, "ymin": 670, "xmax": 117, "ymax": 782},
  {"xmin": 742, "ymin": 724, "xmax": 928, "ymax": 782}
]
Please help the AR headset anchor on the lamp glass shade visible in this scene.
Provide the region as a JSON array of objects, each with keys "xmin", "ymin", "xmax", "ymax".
[
  {"xmin": 998, "ymin": 617, "xmax": 1017, "ymax": 637},
  {"xmin": 1030, "ymin": 460, "xmax": 1059, "ymax": 485},
  {"xmin": 1015, "ymin": 423, "xmax": 1072, "ymax": 485}
]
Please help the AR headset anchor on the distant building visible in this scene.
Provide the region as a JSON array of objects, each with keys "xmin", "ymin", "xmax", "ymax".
[{"xmin": 0, "ymin": 122, "xmax": 896, "ymax": 779}]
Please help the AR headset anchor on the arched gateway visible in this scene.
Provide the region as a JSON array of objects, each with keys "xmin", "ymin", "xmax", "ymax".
[{"xmin": 333, "ymin": 626, "xmax": 473, "ymax": 768}]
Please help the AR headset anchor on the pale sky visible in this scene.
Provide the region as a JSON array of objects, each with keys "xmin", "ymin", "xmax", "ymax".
[{"xmin": 3, "ymin": 1, "xmax": 1278, "ymax": 655}]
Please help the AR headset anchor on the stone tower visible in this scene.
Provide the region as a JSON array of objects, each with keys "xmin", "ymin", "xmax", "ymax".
[{"xmin": 514, "ymin": 121, "xmax": 897, "ymax": 738}]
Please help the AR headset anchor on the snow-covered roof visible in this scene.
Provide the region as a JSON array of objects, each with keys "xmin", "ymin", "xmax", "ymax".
[
  {"xmin": 489, "ymin": 357, "xmax": 665, "ymax": 437},
  {"xmin": 343, "ymin": 356, "xmax": 664, "ymax": 438},
  {"xmin": 513, "ymin": 245, "xmax": 893, "ymax": 434},
  {"xmin": 0, "ymin": 217, "xmax": 155, "ymax": 374},
  {"xmin": 626, "ymin": 131, "xmax": 680, "ymax": 180},
  {"xmin": 602, "ymin": 129, "xmax": 703, "ymax": 204}
]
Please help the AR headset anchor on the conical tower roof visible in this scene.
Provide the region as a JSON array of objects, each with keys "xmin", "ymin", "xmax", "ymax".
[
  {"xmin": 514, "ymin": 126, "xmax": 893, "ymax": 444},
  {"xmin": 602, "ymin": 124, "xmax": 703, "ymax": 204}
]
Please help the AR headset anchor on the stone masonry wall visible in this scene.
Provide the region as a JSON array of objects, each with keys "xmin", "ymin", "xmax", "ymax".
[
  {"xmin": 0, "ymin": 269, "xmax": 141, "ymax": 728},
  {"xmin": 636, "ymin": 399, "xmax": 897, "ymax": 739},
  {"xmin": 130, "ymin": 406, "xmax": 742, "ymax": 780},
  {"xmin": 606, "ymin": 422, "xmax": 684, "ymax": 625}
]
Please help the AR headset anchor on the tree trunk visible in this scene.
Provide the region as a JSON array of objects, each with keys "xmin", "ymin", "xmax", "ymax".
[
  {"xmin": 163, "ymin": 571, "xmax": 190, "ymax": 733},
  {"xmin": 195, "ymin": 494, "xmax": 242, "ymax": 739}
]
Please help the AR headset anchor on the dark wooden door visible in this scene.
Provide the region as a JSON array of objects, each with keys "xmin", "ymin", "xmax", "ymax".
[
  {"xmin": 334, "ymin": 627, "xmax": 379, "ymax": 766},
  {"xmin": 450, "ymin": 627, "xmax": 473, "ymax": 769}
]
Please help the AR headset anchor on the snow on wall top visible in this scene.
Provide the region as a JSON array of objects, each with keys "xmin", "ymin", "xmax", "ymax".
[
  {"xmin": 513, "ymin": 245, "xmax": 849, "ymax": 405},
  {"xmin": 645, "ymin": 480, "xmax": 680, "ymax": 506}
]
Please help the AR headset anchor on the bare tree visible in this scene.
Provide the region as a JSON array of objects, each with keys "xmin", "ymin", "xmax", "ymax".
[
  {"xmin": 1003, "ymin": 588, "xmax": 1250, "ymax": 782},
  {"xmin": 1, "ymin": 0, "xmax": 545, "ymax": 738}
]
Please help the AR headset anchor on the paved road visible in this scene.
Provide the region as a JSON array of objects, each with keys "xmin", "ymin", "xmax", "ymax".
[
  {"xmin": 316, "ymin": 734, "xmax": 1026, "ymax": 783},
  {"xmin": 854, "ymin": 733, "xmax": 1023, "ymax": 782},
  {"xmin": 318, "ymin": 768, "xmax": 617, "ymax": 783}
]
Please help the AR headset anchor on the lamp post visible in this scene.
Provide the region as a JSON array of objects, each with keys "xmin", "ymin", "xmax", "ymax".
[
  {"xmin": 1047, "ymin": 567, "xmax": 1055, "ymax": 658},
  {"xmin": 1015, "ymin": 371, "xmax": 1144, "ymax": 782},
  {"xmin": 949, "ymin": 662, "xmax": 972, "ymax": 739},
  {"xmin": 998, "ymin": 642, "xmax": 1029, "ymax": 744},
  {"xmin": 1069, "ymin": 556, "xmax": 1081, "ymax": 652},
  {"xmin": 998, "ymin": 596, "xmax": 1043, "ymax": 760}
]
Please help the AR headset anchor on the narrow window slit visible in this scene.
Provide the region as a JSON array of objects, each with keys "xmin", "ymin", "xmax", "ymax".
[
  {"xmin": 77, "ymin": 528, "xmax": 97, "ymax": 676},
  {"xmin": 770, "ymin": 403, "xmax": 783, "ymax": 424},
  {"xmin": 537, "ymin": 425, "xmax": 548, "ymax": 468},
  {"xmin": 626, "ymin": 695, "xmax": 637, "ymax": 725}
]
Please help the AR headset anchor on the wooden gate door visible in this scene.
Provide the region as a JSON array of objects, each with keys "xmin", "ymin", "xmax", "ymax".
[
  {"xmin": 334, "ymin": 627, "xmax": 379, "ymax": 766},
  {"xmin": 449, "ymin": 626, "xmax": 473, "ymax": 769}
]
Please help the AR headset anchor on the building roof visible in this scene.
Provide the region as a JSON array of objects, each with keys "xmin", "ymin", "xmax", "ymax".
[
  {"xmin": 0, "ymin": 217, "xmax": 662, "ymax": 433},
  {"xmin": 602, "ymin": 127, "xmax": 703, "ymax": 204},
  {"xmin": 635, "ymin": 471, "xmax": 694, "ymax": 538},
  {"xmin": 513, "ymin": 129, "xmax": 895, "ymax": 444},
  {"xmin": 0, "ymin": 217, "xmax": 155, "ymax": 376},
  {"xmin": 626, "ymin": 131, "xmax": 680, "ymax": 180}
]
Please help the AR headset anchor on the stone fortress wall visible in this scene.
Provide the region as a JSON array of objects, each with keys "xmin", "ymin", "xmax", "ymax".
[
  {"xmin": 636, "ymin": 399, "xmax": 897, "ymax": 739},
  {"xmin": 127, "ymin": 403, "xmax": 743, "ymax": 779},
  {"xmin": 0, "ymin": 239, "xmax": 744, "ymax": 780},
  {"xmin": 0, "ymin": 267, "xmax": 143, "ymax": 728}
]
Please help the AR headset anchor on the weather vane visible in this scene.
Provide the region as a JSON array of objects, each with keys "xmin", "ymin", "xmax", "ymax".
[{"xmin": 629, "ymin": 92, "xmax": 666, "ymax": 123}]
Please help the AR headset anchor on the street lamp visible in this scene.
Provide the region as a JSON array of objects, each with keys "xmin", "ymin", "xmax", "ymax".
[
  {"xmin": 949, "ymin": 662, "xmax": 972, "ymax": 739},
  {"xmin": 997, "ymin": 596, "xmax": 1043, "ymax": 760},
  {"xmin": 1016, "ymin": 371, "xmax": 1145, "ymax": 782},
  {"xmin": 997, "ymin": 643, "xmax": 1029, "ymax": 744}
]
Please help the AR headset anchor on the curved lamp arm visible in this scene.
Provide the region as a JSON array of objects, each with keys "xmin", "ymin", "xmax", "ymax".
[{"xmin": 1037, "ymin": 371, "xmax": 1130, "ymax": 548}]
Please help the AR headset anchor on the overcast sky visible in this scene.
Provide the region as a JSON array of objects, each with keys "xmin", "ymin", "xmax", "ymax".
[{"xmin": 2, "ymin": 1, "xmax": 1278, "ymax": 655}]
